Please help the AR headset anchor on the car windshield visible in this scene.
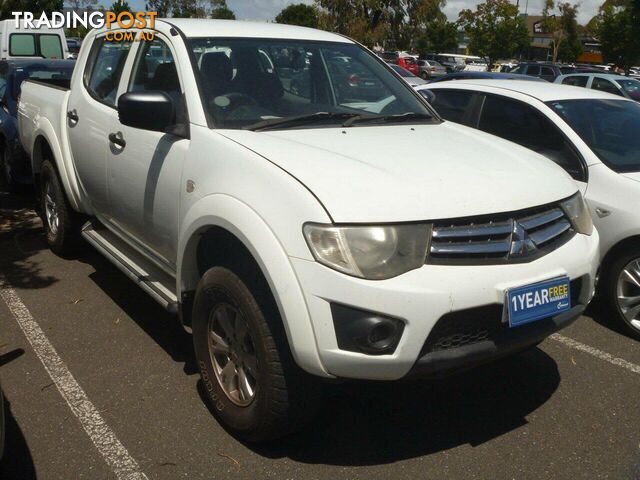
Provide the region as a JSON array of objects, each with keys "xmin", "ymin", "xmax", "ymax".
[
  {"xmin": 618, "ymin": 79, "xmax": 640, "ymax": 101},
  {"xmin": 188, "ymin": 38, "xmax": 433, "ymax": 130},
  {"xmin": 547, "ymin": 99, "xmax": 640, "ymax": 173},
  {"xmin": 10, "ymin": 64, "xmax": 74, "ymax": 98}
]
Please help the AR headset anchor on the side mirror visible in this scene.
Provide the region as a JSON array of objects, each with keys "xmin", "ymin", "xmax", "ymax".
[{"xmin": 117, "ymin": 91, "xmax": 176, "ymax": 133}]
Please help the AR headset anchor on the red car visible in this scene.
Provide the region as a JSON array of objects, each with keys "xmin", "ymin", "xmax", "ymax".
[{"xmin": 398, "ymin": 56, "xmax": 420, "ymax": 76}]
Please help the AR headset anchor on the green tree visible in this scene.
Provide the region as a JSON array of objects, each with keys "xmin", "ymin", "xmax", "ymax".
[
  {"xmin": 1, "ymin": 0, "xmax": 64, "ymax": 20},
  {"xmin": 458, "ymin": 0, "xmax": 529, "ymax": 66},
  {"xmin": 597, "ymin": 0, "xmax": 640, "ymax": 70},
  {"xmin": 210, "ymin": 0, "xmax": 235, "ymax": 19},
  {"xmin": 276, "ymin": 3, "xmax": 319, "ymax": 28},
  {"xmin": 417, "ymin": 18, "xmax": 458, "ymax": 54},
  {"xmin": 542, "ymin": 0, "xmax": 581, "ymax": 63},
  {"xmin": 110, "ymin": 0, "xmax": 132, "ymax": 14},
  {"xmin": 315, "ymin": 0, "xmax": 445, "ymax": 49},
  {"xmin": 146, "ymin": 0, "xmax": 173, "ymax": 17}
]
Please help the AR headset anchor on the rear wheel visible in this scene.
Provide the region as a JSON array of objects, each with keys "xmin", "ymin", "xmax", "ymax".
[
  {"xmin": 193, "ymin": 266, "xmax": 321, "ymax": 442},
  {"xmin": 604, "ymin": 250, "xmax": 640, "ymax": 338},
  {"xmin": 40, "ymin": 160, "xmax": 82, "ymax": 255},
  {"xmin": 420, "ymin": 72, "xmax": 429, "ymax": 80}
]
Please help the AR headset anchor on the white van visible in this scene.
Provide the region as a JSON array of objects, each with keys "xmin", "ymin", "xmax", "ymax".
[{"xmin": 0, "ymin": 19, "xmax": 68, "ymax": 60}]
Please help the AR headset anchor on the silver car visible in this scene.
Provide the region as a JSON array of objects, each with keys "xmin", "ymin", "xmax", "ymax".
[
  {"xmin": 417, "ymin": 59, "xmax": 447, "ymax": 80},
  {"xmin": 555, "ymin": 73, "xmax": 640, "ymax": 102}
]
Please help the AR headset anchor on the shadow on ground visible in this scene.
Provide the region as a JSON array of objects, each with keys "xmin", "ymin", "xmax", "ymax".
[{"xmin": 0, "ymin": 189, "xmax": 57, "ymax": 291}]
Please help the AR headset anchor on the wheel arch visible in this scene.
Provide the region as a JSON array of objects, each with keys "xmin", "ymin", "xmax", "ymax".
[
  {"xmin": 601, "ymin": 235, "xmax": 640, "ymax": 275},
  {"xmin": 177, "ymin": 194, "xmax": 329, "ymax": 378}
]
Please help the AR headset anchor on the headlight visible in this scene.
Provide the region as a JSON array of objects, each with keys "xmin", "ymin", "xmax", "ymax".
[
  {"xmin": 303, "ymin": 223, "xmax": 431, "ymax": 280},
  {"xmin": 561, "ymin": 192, "xmax": 593, "ymax": 235}
]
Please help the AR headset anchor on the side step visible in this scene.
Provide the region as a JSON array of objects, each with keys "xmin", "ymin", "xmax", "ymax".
[{"xmin": 81, "ymin": 221, "xmax": 178, "ymax": 314}]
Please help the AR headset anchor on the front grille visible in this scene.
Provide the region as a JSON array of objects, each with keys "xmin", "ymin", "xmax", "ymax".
[
  {"xmin": 428, "ymin": 203, "xmax": 574, "ymax": 265},
  {"xmin": 421, "ymin": 277, "xmax": 585, "ymax": 355}
]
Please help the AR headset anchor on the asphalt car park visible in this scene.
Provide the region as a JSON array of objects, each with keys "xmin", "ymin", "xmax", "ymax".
[{"xmin": 1, "ymin": 189, "xmax": 639, "ymax": 479}]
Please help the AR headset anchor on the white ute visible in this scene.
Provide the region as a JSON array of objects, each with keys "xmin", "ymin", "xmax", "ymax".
[{"xmin": 18, "ymin": 20, "xmax": 599, "ymax": 441}]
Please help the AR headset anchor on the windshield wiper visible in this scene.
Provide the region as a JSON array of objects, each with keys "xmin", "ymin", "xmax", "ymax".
[
  {"xmin": 342, "ymin": 112, "xmax": 433, "ymax": 127},
  {"xmin": 244, "ymin": 112, "xmax": 359, "ymax": 131}
]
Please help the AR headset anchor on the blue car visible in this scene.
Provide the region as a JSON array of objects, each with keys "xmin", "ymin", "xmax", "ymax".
[{"xmin": 0, "ymin": 59, "xmax": 75, "ymax": 190}]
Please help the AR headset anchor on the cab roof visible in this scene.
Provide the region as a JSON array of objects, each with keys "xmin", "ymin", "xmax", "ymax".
[
  {"xmin": 425, "ymin": 79, "xmax": 632, "ymax": 102},
  {"xmin": 160, "ymin": 19, "xmax": 352, "ymax": 44}
]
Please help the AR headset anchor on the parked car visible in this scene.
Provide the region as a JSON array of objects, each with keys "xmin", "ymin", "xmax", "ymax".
[
  {"xmin": 388, "ymin": 64, "xmax": 427, "ymax": 87},
  {"xmin": 555, "ymin": 73, "xmax": 640, "ymax": 102},
  {"xmin": 65, "ymin": 37, "xmax": 82, "ymax": 59},
  {"xmin": 398, "ymin": 55, "xmax": 420, "ymax": 76},
  {"xmin": 423, "ymin": 79, "xmax": 640, "ymax": 337},
  {"xmin": 417, "ymin": 59, "xmax": 446, "ymax": 80},
  {"xmin": 0, "ymin": 379, "xmax": 4, "ymax": 461},
  {"xmin": 422, "ymin": 53, "xmax": 465, "ymax": 73},
  {"xmin": 19, "ymin": 20, "xmax": 599, "ymax": 441},
  {"xmin": 509, "ymin": 62, "xmax": 562, "ymax": 82},
  {"xmin": 424, "ymin": 71, "xmax": 546, "ymax": 84},
  {"xmin": 0, "ymin": 59, "xmax": 75, "ymax": 189},
  {"xmin": 0, "ymin": 19, "xmax": 68, "ymax": 60}
]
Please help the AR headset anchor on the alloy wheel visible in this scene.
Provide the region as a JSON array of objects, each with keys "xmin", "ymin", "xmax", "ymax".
[
  {"xmin": 44, "ymin": 180, "xmax": 59, "ymax": 236},
  {"xmin": 616, "ymin": 257, "xmax": 640, "ymax": 331},
  {"xmin": 207, "ymin": 303, "xmax": 258, "ymax": 407}
]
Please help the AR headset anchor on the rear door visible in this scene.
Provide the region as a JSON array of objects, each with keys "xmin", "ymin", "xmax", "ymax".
[{"xmin": 67, "ymin": 34, "xmax": 132, "ymax": 218}]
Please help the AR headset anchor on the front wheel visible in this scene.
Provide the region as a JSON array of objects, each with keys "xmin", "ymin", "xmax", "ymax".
[
  {"xmin": 420, "ymin": 72, "xmax": 429, "ymax": 80},
  {"xmin": 604, "ymin": 250, "xmax": 640, "ymax": 338},
  {"xmin": 192, "ymin": 266, "xmax": 321, "ymax": 442}
]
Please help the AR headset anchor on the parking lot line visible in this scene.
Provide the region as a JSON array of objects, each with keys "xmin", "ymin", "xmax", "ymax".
[
  {"xmin": 0, "ymin": 275, "xmax": 149, "ymax": 480},
  {"xmin": 550, "ymin": 333, "xmax": 640, "ymax": 375}
]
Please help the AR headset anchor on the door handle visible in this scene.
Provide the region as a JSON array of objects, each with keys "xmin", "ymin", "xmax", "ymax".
[
  {"xmin": 108, "ymin": 132, "xmax": 126, "ymax": 149},
  {"xmin": 67, "ymin": 109, "xmax": 79, "ymax": 122}
]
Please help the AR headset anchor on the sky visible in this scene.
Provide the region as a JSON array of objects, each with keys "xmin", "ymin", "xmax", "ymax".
[{"xmin": 111, "ymin": 0, "xmax": 601, "ymax": 26}]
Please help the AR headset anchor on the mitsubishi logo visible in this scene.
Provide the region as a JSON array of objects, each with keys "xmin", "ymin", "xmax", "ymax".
[{"xmin": 509, "ymin": 220, "xmax": 537, "ymax": 257}]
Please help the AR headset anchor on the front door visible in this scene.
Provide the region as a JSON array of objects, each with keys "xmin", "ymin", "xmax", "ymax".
[{"xmin": 105, "ymin": 34, "xmax": 188, "ymax": 270}]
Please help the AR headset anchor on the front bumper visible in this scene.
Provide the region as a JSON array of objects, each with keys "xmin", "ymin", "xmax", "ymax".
[
  {"xmin": 406, "ymin": 304, "xmax": 582, "ymax": 378},
  {"xmin": 290, "ymin": 229, "xmax": 599, "ymax": 380}
]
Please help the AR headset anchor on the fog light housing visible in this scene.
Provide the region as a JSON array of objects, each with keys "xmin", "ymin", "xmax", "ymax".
[{"xmin": 331, "ymin": 303, "xmax": 405, "ymax": 355}]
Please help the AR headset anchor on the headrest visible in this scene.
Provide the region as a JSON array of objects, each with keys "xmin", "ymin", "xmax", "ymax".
[{"xmin": 201, "ymin": 52, "xmax": 233, "ymax": 83}]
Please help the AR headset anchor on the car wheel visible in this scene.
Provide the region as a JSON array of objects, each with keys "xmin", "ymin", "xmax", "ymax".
[
  {"xmin": 193, "ymin": 266, "xmax": 321, "ymax": 442},
  {"xmin": 420, "ymin": 72, "xmax": 429, "ymax": 80},
  {"xmin": 604, "ymin": 250, "xmax": 640, "ymax": 338},
  {"xmin": 40, "ymin": 160, "xmax": 82, "ymax": 255}
]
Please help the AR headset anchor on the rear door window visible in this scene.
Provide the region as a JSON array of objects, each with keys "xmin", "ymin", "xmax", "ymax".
[
  {"xmin": 478, "ymin": 94, "xmax": 586, "ymax": 181},
  {"xmin": 526, "ymin": 65, "xmax": 541, "ymax": 76},
  {"xmin": 592, "ymin": 77, "xmax": 623, "ymax": 96},
  {"xmin": 430, "ymin": 89, "xmax": 476, "ymax": 124},
  {"xmin": 562, "ymin": 76, "xmax": 588, "ymax": 87}
]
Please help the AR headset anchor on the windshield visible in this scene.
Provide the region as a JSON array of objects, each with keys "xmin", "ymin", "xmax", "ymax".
[
  {"xmin": 618, "ymin": 79, "xmax": 640, "ymax": 101},
  {"xmin": 188, "ymin": 38, "xmax": 432, "ymax": 130},
  {"xmin": 547, "ymin": 99, "xmax": 640, "ymax": 173}
]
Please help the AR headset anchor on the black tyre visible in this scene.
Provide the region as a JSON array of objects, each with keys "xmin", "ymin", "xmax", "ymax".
[
  {"xmin": 603, "ymin": 249, "xmax": 640, "ymax": 339},
  {"xmin": 193, "ymin": 266, "xmax": 321, "ymax": 442},
  {"xmin": 420, "ymin": 72, "xmax": 429, "ymax": 80},
  {"xmin": 40, "ymin": 160, "xmax": 82, "ymax": 255}
]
